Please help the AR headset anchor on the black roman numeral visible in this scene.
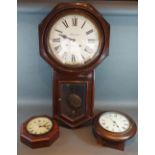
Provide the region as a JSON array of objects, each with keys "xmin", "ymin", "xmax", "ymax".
[
  {"xmin": 72, "ymin": 17, "xmax": 78, "ymax": 26},
  {"xmin": 52, "ymin": 38, "xmax": 60, "ymax": 42},
  {"xmin": 62, "ymin": 19, "xmax": 69, "ymax": 28},
  {"xmin": 62, "ymin": 52, "xmax": 68, "ymax": 60},
  {"xmin": 81, "ymin": 54, "xmax": 86, "ymax": 61},
  {"xmin": 122, "ymin": 127, "xmax": 127, "ymax": 130},
  {"xmin": 88, "ymin": 39, "xmax": 96, "ymax": 43},
  {"xmin": 102, "ymin": 122, "xmax": 105, "ymax": 125},
  {"xmin": 84, "ymin": 46, "xmax": 93, "ymax": 54},
  {"xmin": 72, "ymin": 55, "xmax": 76, "ymax": 62},
  {"xmin": 86, "ymin": 29, "xmax": 93, "ymax": 35},
  {"xmin": 105, "ymin": 126, "xmax": 109, "ymax": 129},
  {"xmin": 81, "ymin": 21, "xmax": 86, "ymax": 29},
  {"xmin": 55, "ymin": 29, "xmax": 63, "ymax": 33},
  {"xmin": 54, "ymin": 45, "xmax": 61, "ymax": 52}
]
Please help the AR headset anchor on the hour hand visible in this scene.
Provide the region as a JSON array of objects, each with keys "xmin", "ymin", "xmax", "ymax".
[
  {"xmin": 59, "ymin": 34, "xmax": 67, "ymax": 39},
  {"xmin": 113, "ymin": 121, "xmax": 120, "ymax": 128},
  {"xmin": 108, "ymin": 117, "xmax": 120, "ymax": 128}
]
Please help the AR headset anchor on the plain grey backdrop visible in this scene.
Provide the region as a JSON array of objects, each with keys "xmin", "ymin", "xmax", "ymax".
[{"xmin": 17, "ymin": 11, "xmax": 138, "ymax": 107}]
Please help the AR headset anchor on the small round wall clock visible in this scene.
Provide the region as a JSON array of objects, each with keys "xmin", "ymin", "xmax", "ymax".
[
  {"xmin": 20, "ymin": 115, "xmax": 59, "ymax": 148},
  {"xmin": 92, "ymin": 111, "xmax": 137, "ymax": 150},
  {"xmin": 39, "ymin": 2, "xmax": 110, "ymax": 128}
]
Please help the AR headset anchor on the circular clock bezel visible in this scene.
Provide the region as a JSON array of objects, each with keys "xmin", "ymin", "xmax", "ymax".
[
  {"xmin": 92, "ymin": 111, "xmax": 137, "ymax": 142},
  {"xmin": 98, "ymin": 111, "xmax": 131, "ymax": 133},
  {"xmin": 25, "ymin": 116, "xmax": 53, "ymax": 136},
  {"xmin": 45, "ymin": 10, "xmax": 103, "ymax": 68},
  {"xmin": 39, "ymin": 3, "xmax": 110, "ymax": 73}
]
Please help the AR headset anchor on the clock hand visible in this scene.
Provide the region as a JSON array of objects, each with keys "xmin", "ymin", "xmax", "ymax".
[
  {"xmin": 59, "ymin": 34, "xmax": 75, "ymax": 42},
  {"xmin": 112, "ymin": 120, "xmax": 120, "ymax": 128},
  {"xmin": 61, "ymin": 34, "xmax": 75, "ymax": 41},
  {"xmin": 107, "ymin": 117, "xmax": 120, "ymax": 128},
  {"xmin": 68, "ymin": 38, "xmax": 76, "ymax": 42},
  {"xmin": 39, "ymin": 122, "xmax": 48, "ymax": 127},
  {"xmin": 59, "ymin": 34, "xmax": 67, "ymax": 39}
]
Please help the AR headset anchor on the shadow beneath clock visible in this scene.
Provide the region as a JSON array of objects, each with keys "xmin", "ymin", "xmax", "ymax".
[
  {"xmin": 72, "ymin": 126, "xmax": 100, "ymax": 146},
  {"xmin": 62, "ymin": 110, "xmax": 103, "ymax": 146},
  {"xmin": 125, "ymin": 134, "xmax": 138, "ymax": 149}
]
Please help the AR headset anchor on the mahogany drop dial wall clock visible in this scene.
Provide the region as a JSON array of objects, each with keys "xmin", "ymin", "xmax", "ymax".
[
  {"xmin": 39, "ymin": 3, "xmax": 110, "ymax": 128},
  {"xmin": 92, "ymin": 111, "xmax": 137, "ymax": 150}
]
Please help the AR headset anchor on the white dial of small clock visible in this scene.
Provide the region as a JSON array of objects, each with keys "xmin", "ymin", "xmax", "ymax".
[
  {"xmin": 26, "ymin": 117, "xmax": 53, "ymax": 135},
  {"xmin": 47, "ymin": 14, "xmax": 100, "ymax": 66},
  {"xmin": 99, "ymin": 112, "xmax": 130, "ymax": 133}
]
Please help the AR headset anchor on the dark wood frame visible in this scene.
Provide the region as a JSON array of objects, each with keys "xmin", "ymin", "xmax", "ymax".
[
  {"xmin": 39, "ymin": 2, "xmax": 110, "ymax": 74},
  {"xmin": 92, "ymin": 111, "xmax": 137, "ymax": 150},
  {"xmin": 39, "ymin": 3, "xmax": 110, "ymax": 128},
  {"xmin": 20, "ymin": 115, "xmax": 59, "ymax": 148}
]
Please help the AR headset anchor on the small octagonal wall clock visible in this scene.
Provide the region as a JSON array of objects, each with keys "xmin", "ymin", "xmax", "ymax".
[
  {"xmin": 39, "ymin": 3, "xmax": 110, "ymax": 128},
  {"xmin": 20, "ymin": 115, "xmax": 59, "ymax": 148}
]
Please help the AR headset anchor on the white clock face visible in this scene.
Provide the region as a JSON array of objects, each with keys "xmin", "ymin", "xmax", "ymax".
[
  {"xmin": 99, "ymin": 112, "xmax": 130, "ymax": 133},
  {"xmin": 47, "ymin": 14, "xmax": 100, "ymax": 66},
  {"xmin": 26, "ymin": 117, "xmax": 53, "ymax": 135}
]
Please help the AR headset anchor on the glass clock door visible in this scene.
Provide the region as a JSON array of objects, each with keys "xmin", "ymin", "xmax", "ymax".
[{"xmin": 59, "ymin": 82, "xmax": 87, "ymax": 121}]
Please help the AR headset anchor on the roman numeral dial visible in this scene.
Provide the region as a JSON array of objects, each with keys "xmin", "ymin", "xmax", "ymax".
[
  {"xmin": 26, "ymin": 117, "xmax": 53, "ymax": 135},
  {"xmin": 47, "ymin": 14, "xmax": 100, "ymax": 66},
  {"xmin": 99, "ymin": 112, "xmax": 131, "ymax": 133}
]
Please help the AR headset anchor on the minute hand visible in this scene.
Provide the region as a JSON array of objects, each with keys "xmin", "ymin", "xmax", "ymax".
[
  {"xmin": 108, "ymin": 117, "xmax": 120, "ymax": 128},
  {"xmin": 113, "ymin": 121, "xmax": 120, "ymax": 128},
  {"xmin": 59, "ymin": 34, "xmax": 75, "ymax": 42}
]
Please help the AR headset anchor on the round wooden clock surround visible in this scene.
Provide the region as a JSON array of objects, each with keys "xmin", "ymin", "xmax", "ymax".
[
  {"xmin": 39, "ymin": 3, "xmax": 110, "ymax": 128},
  {"xmin": 92, "ymin": 111, "xmax": 137, "ymax": 150}
]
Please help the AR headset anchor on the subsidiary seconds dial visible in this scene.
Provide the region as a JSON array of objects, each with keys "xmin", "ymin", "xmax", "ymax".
[{"xmin": 47, "ymin": 14, "xmax": 101, "ymax": 66}]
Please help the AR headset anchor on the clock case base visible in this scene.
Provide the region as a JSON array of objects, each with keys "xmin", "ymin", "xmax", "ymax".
[
  {"xmin": 20, "ymin": 132, "xmax": 59, "ymax": 149},
  {"xmin": 93, "ymin": 129, "xmax": 125, "ymax": 150},
  {"xmin": 53, "ymin": 71, "xmax": 94, "ymax": 128}
]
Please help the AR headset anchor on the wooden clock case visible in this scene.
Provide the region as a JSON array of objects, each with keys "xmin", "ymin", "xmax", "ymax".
[
  {"xmin": 39, "ymin": 3, "xmax": 110, "ymax": 128},
  {"xmin": 92, "ymin": 112, "xmax": 137, "ymax": 150},
  {"xmin": 20, "ymin": 115, "xmax": 59, "ymax": 148}
]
